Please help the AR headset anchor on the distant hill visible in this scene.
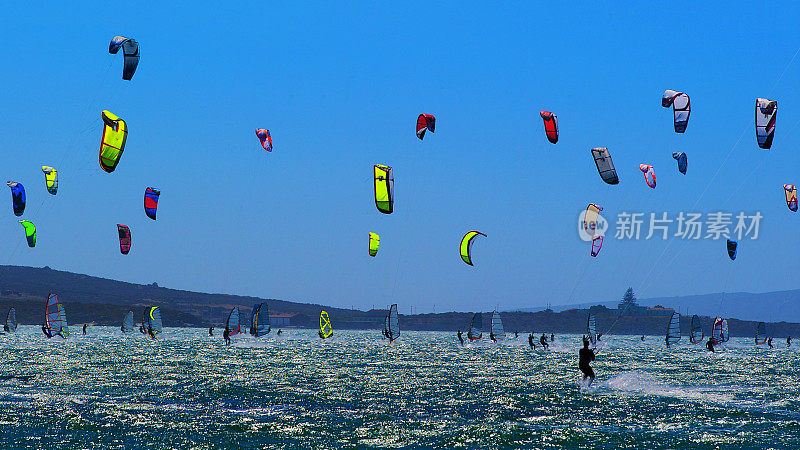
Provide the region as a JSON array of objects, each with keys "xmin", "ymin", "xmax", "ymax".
[
  {"xmin": 0, "ymin": 265, "xmax": 798, "ymax": 337},
  {"xmin": 513, "ymin": 290, "xmax": 800, "ymax": 323}
]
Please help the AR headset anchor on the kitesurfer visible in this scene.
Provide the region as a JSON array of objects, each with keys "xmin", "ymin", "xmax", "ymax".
[
  {"xmin": 223, "ymin": 327, "xmax": 230, "ymax": 346},
  {"xmin": 514, "ymin": 331, "xmax": 518, "ymax": 339},
  {"xmin": 528, "ymin": 333, "xmax": 535, "ymax": 349},
  {"xmin": 641, "ymin": 335, "xmax": 645, "ymax": 341},
  {"xmin": 550, "ymin": 333, "xmax": 554, "ymax": 342},
  {"xmin": 579, "ymin": 337, "xmax": 596, "ymax": 386},
  {"xmin": 706, "ymin": 338, "xmax": 715, "ymax": 352},
  {"xmin": 82, "ymin": 324, "xmax": 87, "ymax": 335},
  {"xmin": 277, "ymin": 329, "xmax": 283, "ymax": 336},
  {"xmin": 457, "ymin": 330, "xmax": 464, "ymax": 346},
  {"xmin": 540, "ymin": 333, "xmax": 549, "ymax": 350},
  {"xmin": 41, "ymin": 323, "xmax": 51, "ymax": 339},
  {"xmin": 788, "ymin": 336, "xmax": 792, "ymax": 347},
  {"xmin": 209, "ymin": 326, "xmax": 213, "ymax": 336},
  {"xmin": 768, "ymin": 337, "xmax": 773, "ymax": 349}
]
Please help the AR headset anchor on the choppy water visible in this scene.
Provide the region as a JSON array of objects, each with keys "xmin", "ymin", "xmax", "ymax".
[{"xmin": 1, "ymin": 327, "xmax": 799, "ymax": 449}]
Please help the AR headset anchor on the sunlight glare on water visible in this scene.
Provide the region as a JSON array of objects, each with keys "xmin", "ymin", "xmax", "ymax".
[{"xmin": 0, "ymin": 327, "xmax": 799, "ymax": 448}]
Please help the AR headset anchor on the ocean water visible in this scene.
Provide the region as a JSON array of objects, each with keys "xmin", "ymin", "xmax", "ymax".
[{"xmin": 0, "ymin": 327, "xmax": 798, "ymax": 449}]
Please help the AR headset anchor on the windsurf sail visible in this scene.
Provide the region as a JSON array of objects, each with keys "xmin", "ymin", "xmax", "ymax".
[
  {"xmin": 491, "ymin": 310, "xmax": 505, "ymax": 341},
  {"xmin": 387, "ymin": 304, "xmax": 399, "ymax": 342},
  {"xmin": 689, "ymin": 314, "xmax": 703, "ymax": 344},
  {"xmin": 5, "ymin": 308, "xmax": 16, "ymax": 333},
  {"xmin": 468, "ymin": 313, "xmax": 482, "ymax": 340},
  {"xmin": 721, "ymin": 319, "xmax": 729, "ymax": 342},
  {"xmin": 711, "ymin": 317, "xmax": 724, "ymax": 344},
  {"xmin": 57, "ymin": 304, "xmax": 69, "ymax": 338},
  {"xmin": 226, "ymin": 307, "xmax": 241, "ymax": 336},
  {"xmin": 147, "ymin": 306, "xmax": 163, "ymax": 336},
  {"xmin": 319, "ymin": 311, "xmax": 333, "ymax": 338},
  {"xmin": 587, "ymin": 314, "xmax": 597, "ymax": 345},
  {"xmin": 755, "ymin": 321, "xmax": 767, "ymax": 345},
  {"xmin": 250, "ymin": 303, "xmax": 270, "ymax": 337},
  {"xmin": 122, "ymin": 311, "xmax": 134, "ymax": 333},
  {"xmin": 140, "ymin": 309, "xmax": 148, "ymax": 334},
  {"xmin": 45, "ymin": 293, "xmax": 64, "ymax": 337},
  {"xmin": 666, "ymin": 312, "xmax": 681, "ymax": 346}
]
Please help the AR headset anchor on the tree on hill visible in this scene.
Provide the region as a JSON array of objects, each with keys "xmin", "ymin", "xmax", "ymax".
[{"xmin": 619, "ymin": 287, "xmax": 638, "ymax": 311}]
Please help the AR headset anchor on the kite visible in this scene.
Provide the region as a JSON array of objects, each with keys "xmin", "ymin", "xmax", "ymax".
[
  {"xmin": 117, "ymin": 224, "xmax": 131, "ymax": 255},
  {"xmin": 373, "ymin": 165, "xmax": 394, "ymax": 214},
  {"xmin": 672, "ymin": 152, "xmax": 687, "ymax": 175},
  {"xmin": 255, "ymin": 129, "xmax": 272, "ymax": 152},
  {"xmin": 591, "ymin": 147, "xmax": 618, "ymax": 185},
  {"xmin": 144, "ymin": 187, "xmax": 160, "ymax": 220},
  {"xmin": 109, "ymin": 36, "xmax": 139, "ymax": 80},
  {"xmin": 99, "ymin": 110, "xmax": 128, "ymax": 173},
  {"xmin": 460, "ymin": 231, "xmax": 486, "ymax": 266},
  {"xmin": 726, "ymin": 239, "xmax": 737, "ymax": 261},
  {"xmin": 369, "ymin": 232, "xmax": 380, "ymax": 257},
  {"xmin": 539, "ymin": 111, "xmax": 558, "ymax": 144},
  {"xmin": 6, "ymin": 182, "xmax": 25, "ymax": 216},
  {"xmin": 19, "ymin": 220, "xmax": 35, "ymax": 247},
  {"xmin": 662, "ymin": 90, "xmax": 690, "ymax": 133},
  {"xmin": 784, "ymin": 184, "xmax": 798, "ymax": 212},
  {"xmin": 755, "ymin": 98, "xmax": 777, "ymax": 149},
  {"xmin": 42, "ymin": 166, "xmax": 58, "ymax": 195},
  {"xmin": 416, "ymin": 114, "xmax": 435, "ymax": 140},
  {"xmin": 639, "ymin": 164, "xmax": 656, "ymax": 189}
]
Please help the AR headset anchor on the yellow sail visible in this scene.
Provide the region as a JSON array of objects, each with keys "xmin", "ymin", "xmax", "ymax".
[
  {"xmin": 368, "ymin": 232, "xmax": 380, "ymax": 257},
  {"xmin": 319, "ymin": 311, "xmax": 333, "ymax": 338},
  {"xmin": 99, "ymin": 110, "xmax": 128, "ymax": 173}
]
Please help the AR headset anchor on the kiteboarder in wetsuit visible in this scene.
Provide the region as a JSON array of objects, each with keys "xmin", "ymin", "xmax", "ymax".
[
  {"xmin": 706, "ymin": 337, "xmax": 715, "ymax": 352},
  {"xmin": 42, "ymin": 323, "xmax": 51, "ymax": 339},
  {"xmin": 223, "ymin": 327, "xmax": 230, "ymax": 346},
  {"xmin": 768, "ymin": 337, "xmax": 773, "ymax": 349},
  {"xmin": 579, "ymin": 337, "xmax": 596, "ymax": 386},
  {"xmin": 550, "ymin": 333, "xmax": 554, "ymax": 342},
  {"xmin": 788, "ymin": 336, "xmax": 792, "ymax": 347},
  {"xmin": 82, "ymin": 324, "xmax": 87, "ymax": 335},
  {"xmin": 540, "ymin": 333, "xmax": 549, "ymax": 350},
  {"xmin": 514, "ymin": 331, "xmax": 518, "ymax": 339},
  {"xmin": 209, "ymin": 326, "xmax": 214, "ymax": 336},
  {"xmin": 641, "ymin": 335, "xmax": 645, "ymax": 341},
  {"xmin": 457, "ymin": 330, "xmax": 464, "ymax": 346},
  {"xmin": 528, "ymin": 333, "xmax": 536, "ymax": 349},
  {"xmin": 277, "ymin": 329, "xmax": 283, "ymax": 336}
]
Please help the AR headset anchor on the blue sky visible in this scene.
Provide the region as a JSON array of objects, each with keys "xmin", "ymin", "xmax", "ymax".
[{"xmin": 1, "ymin": 2, "xmax": 799, "ymax": 313}]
